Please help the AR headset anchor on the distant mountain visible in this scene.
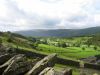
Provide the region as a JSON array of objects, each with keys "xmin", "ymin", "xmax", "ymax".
[{"xmin": 14, "ymin": 27, "xmax": 100, "ymax": 37}]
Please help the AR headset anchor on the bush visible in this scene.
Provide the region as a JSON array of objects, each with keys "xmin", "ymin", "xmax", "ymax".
[
  {"xmin": 82, "ymin": 47, "xmax": 85, "ymax": 51},
  {"xmin": 94, "ymin": 46, "xmax": 97, "ymax": 50}
]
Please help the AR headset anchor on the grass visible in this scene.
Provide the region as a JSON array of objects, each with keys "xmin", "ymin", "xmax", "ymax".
[
  {"xmin": 37, "ymin": 44, "xmax": 100, "ymax": 60},
  {"xmin": 1, "ymin": 34, "xmax": 99, "ymax": 60},
  {"xmin": 54, "ymin": 64, "xmax": 100, "ymax": 75},
  {"xmin": 54, "ymin": 64, "xmax": 80, "ymax": 75}
]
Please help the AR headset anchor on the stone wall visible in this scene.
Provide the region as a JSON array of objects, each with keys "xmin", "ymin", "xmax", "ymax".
[
  {"xmin": 0, "ymin": 51, "xmax": 72, "ymax": 75},
  {"xmin": 15, "ymin": 48, "xmax": 100, "ymax": 70},
  {"xmin": 84, "ymin": 63, "xmax": 100, "ymax": 70}
]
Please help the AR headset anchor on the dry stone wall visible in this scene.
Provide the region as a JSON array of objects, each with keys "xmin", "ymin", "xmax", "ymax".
[{"xmin": 0, "ymin": 48, "xmax": 72, "ymax": 75}]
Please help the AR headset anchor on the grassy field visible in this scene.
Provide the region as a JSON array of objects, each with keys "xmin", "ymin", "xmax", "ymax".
[
  {"xmin": 37, "ymin": 44, "xmax": 100, "ymax": 60},
  {"xmin": 54, "ymin": 64, "xmax": 100, "ymax": 75},
  {"xmin": 1, "ymin": 33, "xmax": 99, "ymax": 60},
  {"xmin": 54, "ymin": 64, "xmax": 80, "ymax": 75}
]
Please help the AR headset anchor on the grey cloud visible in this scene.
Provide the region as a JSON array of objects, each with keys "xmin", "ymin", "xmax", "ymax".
[
  {"xmin": 68, "ymin": 15, "xmax": 87, "ymax": 22},
  {"xmin": 42, "ymin": 17, "xmax": 60, "ymax": 27}
]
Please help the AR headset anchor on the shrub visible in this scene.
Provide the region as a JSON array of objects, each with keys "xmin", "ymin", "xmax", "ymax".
[
  {"xmin": 94, "ymin": 46, "xmax": 97, "ymax": 50},
  {"xmin": 82, "ymin": 47, "xmax": 85, "ymax": 51}
]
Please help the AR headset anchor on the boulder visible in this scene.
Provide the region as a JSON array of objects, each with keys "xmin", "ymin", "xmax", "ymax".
[
  {"xmin": 44, "ymin": 68, "xmax": 55, "ymax": 75},
  {"xmin": 0, "ymin": 54, "xmax": 12, "ymax": 65},
  {"xmin": 62, "ymin": 68, "xmax": 72, "ymax": 75},
  {"xmin": 0, "ymin": 54, "xmax": 16, "ymax": 74},
  {"xmin": 1, "ymin": 54, "xmax": 28, "ymax": 75},
  {"xmin": 25, "ymin": 53, "xmax": 57, "ymax": 75},
  {"xmin": 39, "ymin": 67, "xmax": 55, "ymax": 75}
]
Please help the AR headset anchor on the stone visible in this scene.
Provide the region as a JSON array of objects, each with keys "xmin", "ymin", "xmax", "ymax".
[
  {"xmin": 0, "ymin": 54, "xmax": 12, "ymax": 65},
  {"xmin": 25, "ymin": 53, "xmax": 57, "ymax": 75},
  {"xmin": 45, "ymin": 68, "xmax": 55, "ymax": 75},
  {"xmin": 62, "ymin": 68, "xmax": 72, "ymax": 75},
  {"xmin": 1, "ymin": 54, "xmax": 26, "ymax": 75},
  {"xmin": 0, "ymin": 54, "xmax": 18, "ymax": 74},
  {"xmin": 39, "ymin": 67, "xmax": 55, "ymax": 75}
]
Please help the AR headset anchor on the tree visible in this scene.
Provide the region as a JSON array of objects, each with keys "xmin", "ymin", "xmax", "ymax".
[
  {"xmin": 61, "ymin": 42, "xmax": 67, "ymax": 48},
  {"xmin": 94, "ymin": 46, "xmax": 97, "ymax": 50},
  {"xmin": 82, "ymin": 47, "xmax": 85, "ymax": 51},
  {"xmin": 57, "ymin": 42, "xmax": 66, "ymax": 48}
]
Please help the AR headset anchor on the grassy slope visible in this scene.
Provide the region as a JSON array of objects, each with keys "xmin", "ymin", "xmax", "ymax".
[{"xmin": 1, "ymin": 32, "xmax": 100, "ymax": 60}]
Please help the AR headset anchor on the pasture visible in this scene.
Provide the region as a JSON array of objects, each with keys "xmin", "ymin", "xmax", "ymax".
[{"xmin": 37, "ymin": 44, "xmax": 100, "ymax": 60}]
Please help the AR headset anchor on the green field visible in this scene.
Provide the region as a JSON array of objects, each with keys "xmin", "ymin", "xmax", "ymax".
[
  {"xmin": 37, "ymin": 44, "xmax": 100, "ymax": 60},
  {"xmin": 54, "ymin": 64, "xmax": 100, "ymax": 75},
  {"xmin": 54, "ymin": 64, "xmax": 80, "ymax": 75}
]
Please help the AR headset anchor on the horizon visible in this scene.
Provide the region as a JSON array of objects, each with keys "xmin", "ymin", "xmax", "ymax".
[
  {"xmin": 0, "ymin": 0, "xmax": 100, "ymax": 31},
  {"xmin": 0, "ymin": 26, "xmax": 99, "ymax": 32}
]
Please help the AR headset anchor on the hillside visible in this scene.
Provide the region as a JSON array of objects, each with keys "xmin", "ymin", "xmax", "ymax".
[
  {"xmin": 0, "ymin": 32, "xmax": 34, "ymax": 49},
  {"xmin": 14, "ymin": 26, "xmax": 100, "ymax": 37},
  {"xmin": 0, "ymin": 31, "xmax": 100, "ymax": 75}
]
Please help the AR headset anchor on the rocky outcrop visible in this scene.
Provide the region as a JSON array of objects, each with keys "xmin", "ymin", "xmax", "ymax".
[
  {"xmin": 0, "ymin": 48, "xmax": 72, "ymax": 75},
  {"xmin": 39, "ymin": 67, "xmax": 55, "ymax": 75},
  {"xmin": 25, "ymin": 53, "xmax": 57, "ymax": 75},
  {"xmin": 1, "ymin": 54, "xmax": 32, "ymax": 75},
  {"xmin": 62, "ymin": 68, "xmax": 72, "ymax": 75},
  {"xmin": 0, "ymin": 54, "xmax": 12, "ymax": 65}
]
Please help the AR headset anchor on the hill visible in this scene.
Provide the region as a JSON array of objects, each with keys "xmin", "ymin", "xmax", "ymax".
[
  {"xmin": 14, "ymin": 26, "xmax": 100, "ymax": 37},
  {"xmin": 0, "ymin": 32, "xmax": 34, "ymax": 49}
]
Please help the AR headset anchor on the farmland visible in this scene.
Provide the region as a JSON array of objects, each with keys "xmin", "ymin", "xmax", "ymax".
[{"xmin": 37, "ymin": 44, "xmax": 100, "ymax": 60}]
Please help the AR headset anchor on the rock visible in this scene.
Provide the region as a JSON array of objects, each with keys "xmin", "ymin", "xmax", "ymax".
[
  {"xmin": 45, "ymin": 68, "xmax": 55, "ymax": 75},
  {"xmin": 1, "ymin": 54, "xmax": 26, "ymax": 75},
  {"xmin": 39, "ymin": 67, "xmax": 55, "ymax": 75},
  {"xmin": 0, "ymin": 51, "xmax": 74, "ymax": 75},
  {"xmin": 54, "ymin": 68, "xmax": 73, "ymax": 75},
  {"xmin": 81, "ymin": 56, "xmax": 97, "ymax": 63},
  {"xmin": 93, "ymin": 73, "xmax": 99, "ymax": 75},
  {"xmin": 0, "ymin": 54, "xmax": 12, "ymax": 65},
  {"xmin": 2, "ymin": 61, "xmax": 32, "ymax": 75},
  {"xmin": 62, "ymin": 68, "xmax": 72, "ymax": 75},
  {"xmin": 0, "ymin": 46, "xmax": 6, "ymax": 53},
  {"xmin": 0, "ymin": 54, "xmax": 24, "ymax": 69},
  {"xmin": 0, "ymin": 54, "xmax": 15, "ymax": 74},
  {"xmin": 39, "ymin": 67, "xmax": 52, "ymax": 75},
  {"xmin": 25, "ymin": 53, "xmax": 57, "ymax": 75}
]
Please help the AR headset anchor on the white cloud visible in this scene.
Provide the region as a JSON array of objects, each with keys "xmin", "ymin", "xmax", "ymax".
[
  {"xmin": 15, "ymin": 0, "xmax": 89, "ymax": 18},
  {"xmin": 0, "ymin": 0, "xmax": 8, "ymax": 18},
  {"xmin": 0, "ymin": 0, "xmax": 100, "ymax": 31},
  {"xmin": 94, "ymin": 14, "xmax": 100, "ymax": 24}
]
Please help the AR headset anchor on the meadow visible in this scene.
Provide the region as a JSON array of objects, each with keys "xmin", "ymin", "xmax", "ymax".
[{"xmin": 37, "ymin": 44, "xmax": 100, "ymax": 60}]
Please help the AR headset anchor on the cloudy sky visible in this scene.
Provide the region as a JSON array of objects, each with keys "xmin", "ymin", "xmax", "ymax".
[{"xmin": 0, "ymin": 0, "xmax": 100, "ymax": 31}]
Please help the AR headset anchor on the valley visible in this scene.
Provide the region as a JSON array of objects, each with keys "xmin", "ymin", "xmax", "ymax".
[{"xmin": 0, "ymin": 29, "xmax": 100, "ymax": 75}]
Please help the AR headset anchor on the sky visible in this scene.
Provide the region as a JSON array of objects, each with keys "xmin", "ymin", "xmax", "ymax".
[{"xmin": 0, "ymin": 0, "xmax": 100, "ymax": 31}]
